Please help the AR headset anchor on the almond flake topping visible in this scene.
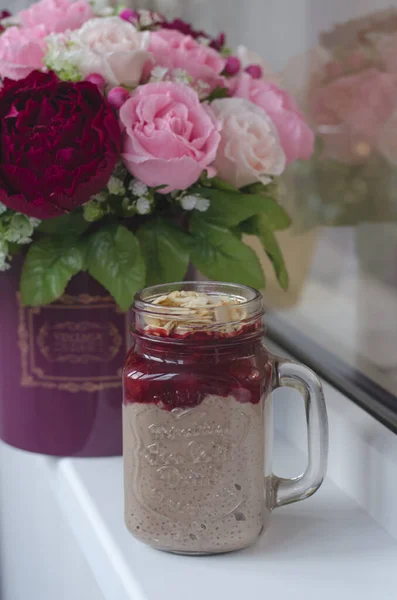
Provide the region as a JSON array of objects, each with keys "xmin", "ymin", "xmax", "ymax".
[{"xmin": 143, "ymin": 290, "xmax": 247, "ymax": 335}]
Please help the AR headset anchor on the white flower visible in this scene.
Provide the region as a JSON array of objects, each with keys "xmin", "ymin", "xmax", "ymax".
[
  {"xmin": 4, "ymin": 214, "xmax": 35, "ymax": 244},
  {"xmin": 96, "ymin": 6, "xmax": 113, "ymax": 17},
  {"xmin": 107, "ymin": 175, "xmax": 125, "ymax": 196},
  {"xmin": 194, "ymin": 79, "xmax": 211, "ymax": 99},
  {"xmin": 149, "ymin": 66, "xmax": 193, "ymax": 87},
  {"xmin": 210, "ymin": 98, "xmax": 286, "ymax": 188},
  {"xmin": 90, "ymin": 0, "xmax": 112, "ymax": 16},
  {"xmin": 180, "ymin": 195, "xmax": 210, "ymax": 212},
  {"xmin": 0, "ymin": 256, "xmax": 10, "ymax": 271},
  {"xmin": 197, "ymin": 36, "xmax": 210, "ymax": 46},
  {"xmin": 181, "ymin": 195, "xmax": 199, "ymax": 210},
  {"xmin": 150, "ymin": 66, "xmax": 168, "ymax": 83},
  {"xmin": 150, "ymin": 12, "xmax": 164, "ymax": 24},
  {"xmin": 138, "ymin": 9, "xmax": 153, "ymax": 28},
  {"xmin": 195, "ymin": 198, "xmax": 210, "ymax": 212},
  {"xmin": 0, "ymin": 202, "xmax": 7, "ymax": 216},
  {"xmin": 44, "ymin": 33, "xmax": 82, "ymax": 80},
  {"xmin": 68, "ymin": 17, "xmax": 151, "ymax": 87},
  {"xmin": 92, "ymin": 191, "xmax": 108, "ymax": 203},
  {"xmin": 122, "ymin": 197, "xmax": 133, "ymax": 211},
  {"xmin": 136, "ymin": 197, "xmax": 151, "ymax": 214},
  {"xmin": 0, "ymin": 15, "xmax": 20, "ymax": 27},
  {"xmin": 0, "ymin": 238, "xmax": 9, "ymax": 271},
  {"xmin": 129, "ymin": 180, "xmax": 149, "ymax": 197},
  {"xmin": 172, "ymin": 69, "xmax": 192, "ymax": 86},
  {"xmin": 83, "ymin": 200, "xmax": 106, "ymax": 222},
  {"xmin": 28, "ymin": 217, "xmax": 41, "ymax": 228}
]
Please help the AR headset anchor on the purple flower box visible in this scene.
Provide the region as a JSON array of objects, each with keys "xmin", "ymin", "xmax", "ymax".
[{"xmin": 0, "ymin": 256, "xmax": 125, "ymax": 456}]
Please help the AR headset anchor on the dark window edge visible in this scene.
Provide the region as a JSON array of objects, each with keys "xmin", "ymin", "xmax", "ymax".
[{"xmin": 266, "ymin": 315, "xmax": 397, "ymax": 435}]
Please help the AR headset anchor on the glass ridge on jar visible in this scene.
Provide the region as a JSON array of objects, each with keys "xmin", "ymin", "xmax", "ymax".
[{"xmin": 122, "ymin": 282, "xmax": 328, "ymax": 555}]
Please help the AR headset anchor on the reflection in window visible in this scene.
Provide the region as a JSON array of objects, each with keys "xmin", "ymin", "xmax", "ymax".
[{"xmin": 179, "ymin": 0, "xmax": 397, "ymax": 403}]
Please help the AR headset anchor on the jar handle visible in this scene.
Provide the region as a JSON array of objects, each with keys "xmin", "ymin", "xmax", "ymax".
[{"xmin": 271, "ymin": 358, "xmax": 329, "ymax": 509}]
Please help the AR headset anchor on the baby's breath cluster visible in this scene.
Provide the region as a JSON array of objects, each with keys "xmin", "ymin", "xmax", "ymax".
[
  {"xmin": 83, "ymin": 166, "xmax": 154, "ymax": 222},
  {"xmin": 0, "ymin": 203, "xmax": 40, "ymax": 271},
  {"xmin": 179, "ymin": 194, "xmax": 210, "ymax": 212}
]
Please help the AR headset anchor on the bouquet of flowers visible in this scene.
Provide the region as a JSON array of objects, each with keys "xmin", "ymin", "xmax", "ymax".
[
  {"xmin": 0, "ymin": 0, "xmax": 314, "ymax": 310},
  {"xmin": 284, "ymin": 8, "xmax": 397, "ymax": 229}
]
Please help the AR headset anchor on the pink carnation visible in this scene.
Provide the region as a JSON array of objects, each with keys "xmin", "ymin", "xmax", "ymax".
[
  {"xmin": 232, "ymin": 73, "xmax": 314, "ymax": 164},
  {"xmin": 148, "ymin": 29, "xmax": 226, "ymax": 90},
  {"xmin": 19, "ymin": 0, "xmax": 93, "ymax": 34},
  {"xmin": 0, "ymin": 25, "xmax": 47, "ymax": 81},
  {"xmin": 120, "ymin": 82, "xmax": 220, "ymax": 193}
]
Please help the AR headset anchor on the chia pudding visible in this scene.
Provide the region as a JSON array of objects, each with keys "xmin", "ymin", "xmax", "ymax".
[{"xmin": 123, "ymin": 285, "xmax": 273, "ymax": 554}]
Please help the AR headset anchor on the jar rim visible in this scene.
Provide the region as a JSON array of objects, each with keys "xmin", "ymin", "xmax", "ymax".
[{"xmin": 133, "ymin": 281, "xmax": 265, "ymax": 339}]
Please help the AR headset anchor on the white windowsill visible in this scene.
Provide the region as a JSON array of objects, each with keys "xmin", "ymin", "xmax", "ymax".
[
  {"xmin": 53, "ymin": 434, "xmax": 397, "ymax": 600},
  {"xmin": 50, "ymin": 341, "xmax": 397, "ymax": 600},
  {"xmin": 2, "ymin": 340, "xmax": 397, "ymax": 600}
]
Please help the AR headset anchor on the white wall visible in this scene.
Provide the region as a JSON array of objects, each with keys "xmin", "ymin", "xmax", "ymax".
[
  {"xmin": 5, "ymin": 0, "xmax": 397, "ymax": 70},
  {"xmin": 178, "ymin": 0, "xmax": 397, "ymax": 70}
]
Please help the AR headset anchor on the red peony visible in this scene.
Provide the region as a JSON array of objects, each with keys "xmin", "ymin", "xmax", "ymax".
[{"xmin": 0, "ymin": 70, "xmax": 121, "ymax": 219}]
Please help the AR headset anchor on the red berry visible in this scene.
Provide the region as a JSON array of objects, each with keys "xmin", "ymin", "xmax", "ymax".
[
  {"xmin": 245, "ymin": 64, "xmax": 262, "ymax": 79},
  {"xmin": 119, "ymin": 8, "xmax": 138, "ymax": 24},
  {"xmin": 224, "ymin": 56, "xmax": 241, "ymax": 76},
  {"xmin": 85, "ymin": 73, "xmax": 105, "ymax": 91}
]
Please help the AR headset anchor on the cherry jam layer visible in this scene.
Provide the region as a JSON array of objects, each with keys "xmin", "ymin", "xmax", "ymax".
[{"xmin": 123, "ymin": 331, "xmax": 272, "ymax": 411}]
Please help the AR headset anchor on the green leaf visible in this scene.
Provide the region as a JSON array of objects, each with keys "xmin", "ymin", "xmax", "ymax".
[
  {"xmin": 7, "ymin": 242, "xmax": 22, "ymax": 256},
  {"xmin": 190, "ymin": 217, "xmax": 265, "ymax": 289},
  {"xmin": 241, "ymin": 182, "xmax": 273, "ymax": 195},
  {"xmin": 230, "ymin": 226, "xmax": 243, "ymax": 240},
  {"xmin": 190, "ymin": 187, "xmax": 291, "ymax": 230},
  {"xmin": 21, "ymin": 236, "xmax": 86, "ymax": 306},
  {"xmin": 246, "ymin": 215, "xmax": 289, "ymax": 290},
  {"xmin": 86, "ymin": 224, "xmax": 146, "ymax": 311},
  {"xmin": 209, "ymin": 177, "xmax": 239, "ymax": 193},
  {"xmin": 137, "ymin": 219, "xmax": 191, "ymax": 286},
  {"xmin": 38, "ymin": 212, "xmax": 90, "ymax": 237},
  {"xmin": 202, "ymin": 85, "xmax": 230, "ymax": 103}
]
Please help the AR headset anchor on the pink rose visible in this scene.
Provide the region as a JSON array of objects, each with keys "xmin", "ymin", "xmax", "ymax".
[
  {"xmin": 232, "ymin": 73, "xmax": 314, "ymax": 164},
  {"xmin": 0, "ymin": 25, "xmax": 47, "ymax": 81},
  {"xmin": 148, "ymin": 29, "xmax": 226, "ymax": 89},
  {"xmin": 19, "ymin": 0, "xmax": 93, "ymax": 34},
  {"xmin": 120, "ymin": 82, "xmax": 220, "ymax": 193},
  {"xmin": 211, "ymin": 98, "xmax": 286, "ymax": 189},
  {"xmin": 310, "ymin": 68, "xmax": 397, "ymax": 140}
]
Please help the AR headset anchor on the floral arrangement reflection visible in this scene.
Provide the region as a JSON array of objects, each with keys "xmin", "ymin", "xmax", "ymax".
[{"xmin": 283, "ymin": 8, "xmax": 397, "ymax": 229}]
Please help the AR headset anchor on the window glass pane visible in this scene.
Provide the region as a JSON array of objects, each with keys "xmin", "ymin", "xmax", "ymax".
[{"xmin": 179, "ymin": 0, "xmax": 397, "ymax": 411}]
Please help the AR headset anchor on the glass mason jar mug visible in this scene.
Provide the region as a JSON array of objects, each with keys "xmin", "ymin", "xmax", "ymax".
[{"xmin": 123, "ymin": 282, "xmax": 328, "ymax": 554}]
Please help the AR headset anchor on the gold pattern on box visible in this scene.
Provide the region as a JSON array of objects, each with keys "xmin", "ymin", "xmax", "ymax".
[{"xmin": 18, "ymin": 292, "xmax": 129, "ymax": 393}]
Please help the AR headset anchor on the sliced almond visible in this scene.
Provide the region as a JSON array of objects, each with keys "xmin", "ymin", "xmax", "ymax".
[
  {"xmin": 144, "ymin": 290, "xmax": 247, "ymax": 334},
  {"xmin": 151, "ymin": 294, "xmax": 172, "ymax": 305}
]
